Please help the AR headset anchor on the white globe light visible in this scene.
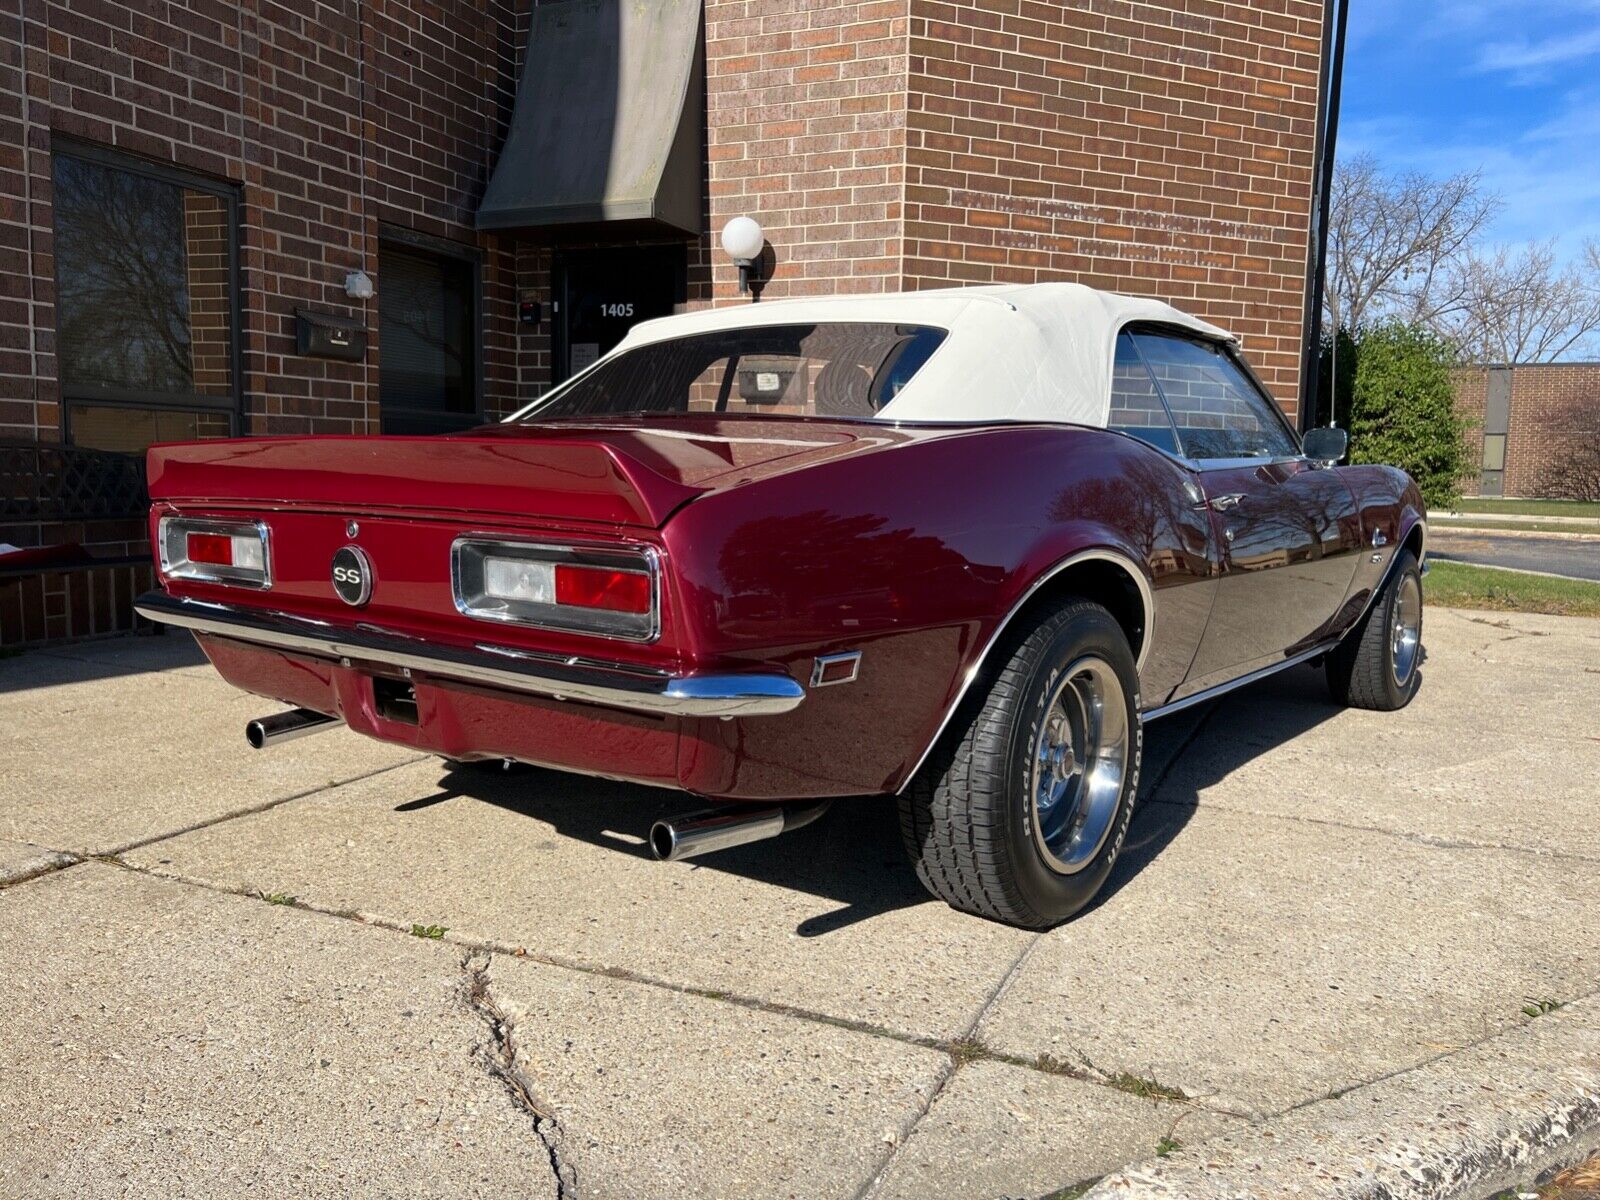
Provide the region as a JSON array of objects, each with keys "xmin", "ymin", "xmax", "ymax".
[{"xmin": 720, "ymin": 216, "xmax": 765, "ymax": 263}]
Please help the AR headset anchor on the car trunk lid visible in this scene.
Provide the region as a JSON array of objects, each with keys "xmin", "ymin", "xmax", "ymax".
[{"xmin": 147, "ymin": 418, "xmax": 901, "ymax": 528}]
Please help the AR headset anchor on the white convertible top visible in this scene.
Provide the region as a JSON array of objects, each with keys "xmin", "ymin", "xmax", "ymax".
[{"xmin": 606, "ymin": 282, "xmax": 1235, "ymax": 427}]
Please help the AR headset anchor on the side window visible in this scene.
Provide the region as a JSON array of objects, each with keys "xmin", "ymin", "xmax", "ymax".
[
  {"xmin": 1108, "ymin": 332, "xmax": 1181, "ymax": 455},
  {"xmin": 1131, "ymin": 332, "xmax": 1298, "ymax": 461}
]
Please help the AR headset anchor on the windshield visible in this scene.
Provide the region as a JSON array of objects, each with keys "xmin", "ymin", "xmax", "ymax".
[{"xmin": 518, "ymin": 323, "xmax": 948, "ymax": 421}]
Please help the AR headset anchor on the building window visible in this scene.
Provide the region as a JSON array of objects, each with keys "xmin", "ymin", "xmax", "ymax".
[
  {"xmin": 379, "ymin": 238, "xmax": 481, "ymax": 434},
  {"xmin": 53, "ymin": 145, "xmax": 240, "ymax": 455}
]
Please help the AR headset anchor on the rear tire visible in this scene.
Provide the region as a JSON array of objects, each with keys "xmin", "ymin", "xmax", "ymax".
[
  {"xmin": 1325, "ymin": 548, "xmax": 1423, "ymax": 711},
  {"xmin": 898, "ymin": 600, "xmax": 1142, "ymax": 929}
]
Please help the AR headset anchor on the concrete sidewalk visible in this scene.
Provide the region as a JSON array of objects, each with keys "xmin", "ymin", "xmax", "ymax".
[{"xmin": 2, "ymin": 606, "xmax": 1599, "ymax": 1199}]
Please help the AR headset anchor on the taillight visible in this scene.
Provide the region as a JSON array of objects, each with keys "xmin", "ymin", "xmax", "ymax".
[
  {"xmin": 554, "ymin": 564, "xmax": 652, "ymax": 614},
  {"xmin": 158, "ymin": 517, "xmax": 271, "ymax": 588},
  {"xmin": 453, "ymin": 538, "xmax": 658, "ymax": 641}
]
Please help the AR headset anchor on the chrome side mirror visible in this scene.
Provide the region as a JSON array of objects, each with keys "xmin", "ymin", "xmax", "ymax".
[{"xmin": 1302, "ymin": 426, "xmax": 1348, "ymax": 467}]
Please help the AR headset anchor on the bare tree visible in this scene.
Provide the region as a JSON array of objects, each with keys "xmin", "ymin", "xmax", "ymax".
[
  {"xmin": 1325, "ymin": 153, "xmax": 1501, "ymax": 335},
  {"xmin": 1536, "ymin": 422, "xmax": 1600, "ymax": 501},
  {"xmin": 1441, "ymin": 240, "xmax": 1600, "ymax": 364}
]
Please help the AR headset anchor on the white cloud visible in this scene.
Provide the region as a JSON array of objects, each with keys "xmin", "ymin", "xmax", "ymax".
[{"xmin": 1476, "ymin": 26, "xmax": 1600, "ymax": 79}]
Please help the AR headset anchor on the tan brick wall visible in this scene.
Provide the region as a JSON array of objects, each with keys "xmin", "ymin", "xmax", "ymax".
[{"xmin": 898, "ymin": 0, "xmax": 1323, "ymax": 419}]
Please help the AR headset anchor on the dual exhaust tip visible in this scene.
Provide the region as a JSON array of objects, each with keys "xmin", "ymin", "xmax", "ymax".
[{"xmin": 245, "ymin": 707, "xmax": 830, "ymax": 862}]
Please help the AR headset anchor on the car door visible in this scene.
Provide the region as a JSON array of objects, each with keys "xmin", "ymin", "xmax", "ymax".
[{"xmin": 1126, "ymin": 330, "xmax": 1362, "ymax": 695}]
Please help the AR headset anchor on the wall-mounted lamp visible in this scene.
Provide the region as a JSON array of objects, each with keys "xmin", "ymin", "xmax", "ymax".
[
  {"xmin": 344, "ymin": 270, "xmax": 375, "ymax": 301},
  {"xmin": 720, "ymin": 216, "xmax": 765, "ymax": 300}
]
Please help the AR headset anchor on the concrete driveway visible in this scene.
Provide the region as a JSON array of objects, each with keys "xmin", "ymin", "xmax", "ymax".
[{"xmin": 3, "ymin": 606, "xmax": 1599, "ymax": 1199}]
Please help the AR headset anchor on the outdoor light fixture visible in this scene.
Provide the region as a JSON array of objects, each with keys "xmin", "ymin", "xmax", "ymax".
[
  {"xmin": 720, "ymin": 216, "xmax": 765, "ymax": 298},
  {"xmin": 344, "ymin": 270, "xmax": 375, "ymax": 301}
]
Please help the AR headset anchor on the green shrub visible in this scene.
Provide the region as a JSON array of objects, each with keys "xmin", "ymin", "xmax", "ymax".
[{"xmin": 1323, "ymin": 322, "xmax": 1471, "ymax": 509}]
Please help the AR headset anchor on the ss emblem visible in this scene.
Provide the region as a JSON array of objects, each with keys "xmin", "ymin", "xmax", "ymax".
[{"xmin": 331, "ymin": 545, "xmax": 373, "ymax": 607}]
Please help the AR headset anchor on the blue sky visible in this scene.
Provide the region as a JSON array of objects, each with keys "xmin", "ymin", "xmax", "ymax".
[{"xmin": 1342, "ymin": 0, "xmax": 1600, "ymax": 261}]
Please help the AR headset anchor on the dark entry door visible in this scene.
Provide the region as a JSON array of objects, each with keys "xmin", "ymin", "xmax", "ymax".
[{"xmin": 552, "ymin": 246, "xmax": 686, "ymax": 384}]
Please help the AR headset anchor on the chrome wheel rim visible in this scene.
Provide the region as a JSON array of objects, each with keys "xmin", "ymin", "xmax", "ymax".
[
  {"xmin": 1029, "ymin": 656, "xmax": 1129, "ymax": 875},
  {"xmin": 1391, "ymin": 572, "xmax": 1422, "ymax": 686}
]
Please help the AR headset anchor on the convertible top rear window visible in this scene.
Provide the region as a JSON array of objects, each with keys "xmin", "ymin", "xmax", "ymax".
[{"xmin": 522, "ymin": 323, "xmax": 948, "ymax": 421}]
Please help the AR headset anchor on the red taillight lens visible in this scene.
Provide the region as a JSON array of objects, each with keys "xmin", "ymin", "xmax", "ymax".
[
  {"xmin": 186, "ymin": 532, "xmax": 234, "ymax": 566},
  {"xmin": 554, "ymin": 563, "xmax": 652, "ymax": 614}
]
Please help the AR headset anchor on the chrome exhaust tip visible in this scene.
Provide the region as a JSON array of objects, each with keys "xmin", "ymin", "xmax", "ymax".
[
  {"xmin": 649, "ymin": 801, "xmax": 831, "ymax": 862},
  {"xmin": 246, "ymin": 707, "xmax": 339, "ymax": 750}
]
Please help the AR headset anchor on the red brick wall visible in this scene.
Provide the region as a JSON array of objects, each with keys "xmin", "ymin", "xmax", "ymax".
[
  {"xmin": 0, "ymin": 0, "xmax": 532, "ymax": 646},
  {"xmin": 2, "ymin": 0, "xmax": 1328, "ymax": 646},
  {"xmin": 1451, "ymin": 366, "xmax": 1487, "ymax": 494},
  {"xmin": 1453, "ymin": 363, "xmax": 1600, "ymax": 498},
  {"xmin": 1504, "ymin": 364, "xmax": 1600, "ymax": 498},
  {"xmin": 899, "ymin": 0, "xmax": 1323, "ymax": 419},
  {"xmin": 700, "ymin": 0, "xmax": 910, "ymax": 303},
  {"xmin": 0, "ymin": 0, "xmax": 529, "ymax": 444}
]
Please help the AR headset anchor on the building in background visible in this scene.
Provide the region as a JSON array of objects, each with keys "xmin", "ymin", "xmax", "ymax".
[
  {"xmin": 1454, "ymin": 364, "xmax": 1600, "ymax": 500},
  {"xmin": 1, "ymin": 0, "xmax": 1329, "ymax": 646}
]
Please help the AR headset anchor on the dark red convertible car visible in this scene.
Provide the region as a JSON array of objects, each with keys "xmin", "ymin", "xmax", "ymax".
[{"xmin": 138, "ymin": 284, "xmax": 1426, "ymax": 929}]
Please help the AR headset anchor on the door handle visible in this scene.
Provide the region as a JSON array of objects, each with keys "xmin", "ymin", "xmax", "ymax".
[{"xmin": 1208, "ymin": 493, "xmax": 1245, "ymax": 511}]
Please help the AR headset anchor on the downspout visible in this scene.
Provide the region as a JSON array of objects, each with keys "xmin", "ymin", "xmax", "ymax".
[{"xmin": 1297, "ymin": 0, "xmax": 1350, "ymax": 432}]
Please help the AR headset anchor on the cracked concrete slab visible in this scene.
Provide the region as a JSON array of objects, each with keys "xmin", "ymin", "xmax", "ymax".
[
  {"xmin": 0, "ymin": 863, "xmax": 560, "ymax": 1199},
  {"xmin": 473, "ymin": 950, "xmax": 947, "ymax": 1199},
  {"xmin": 978, "ymin": 799, "xmax": 1600, "ymax": 1116},
  {"xmin": 120, "ymin": 758, "xmax": 1036, "ymax": 1042},
  {"xmin": 1083, "ymin": 993, "xmax": 1600, "ymax": 1200},
  {"xmin": 0, "ymin": 635, "xmax": 419, "ymax": 854},
  {"xmin": 870, "ymin": 1060, "xmax": 1245, "ymax": 1200},
  {"xmin": 0, "ymin": 837, "xmax": 74, "ymax": 885},
  {"xmin": 6, "ymin": 607, "xmax": 1600, "ymax": 1197}
]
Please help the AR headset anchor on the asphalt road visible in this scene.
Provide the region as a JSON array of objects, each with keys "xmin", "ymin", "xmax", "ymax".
[{"xmin": 1429, "ymin": 528, "xmax": 1600, "ymax": 581}]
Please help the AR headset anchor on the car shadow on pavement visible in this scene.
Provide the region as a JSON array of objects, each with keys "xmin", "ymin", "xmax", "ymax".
[
  {"xmin": 424, "ymin": 661, "xmax": 1370, "ymax": 937},
  {"xmin": 1088, "ymin": 663, "xmax": 1360, "ymax": 915}
]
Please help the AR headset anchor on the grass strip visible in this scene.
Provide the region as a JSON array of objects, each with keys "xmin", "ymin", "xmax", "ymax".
[{"xmin": 1427, "ymin": 560, "xmax": 1600, "ymax": 617}]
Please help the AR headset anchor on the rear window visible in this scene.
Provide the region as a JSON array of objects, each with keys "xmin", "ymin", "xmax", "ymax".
[{"xmin": 522, "ymin": 323, "xmax": 948, "ymax": 421}]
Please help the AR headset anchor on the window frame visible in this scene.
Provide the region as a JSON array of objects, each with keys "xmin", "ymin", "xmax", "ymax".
[
  {"xmin": 377, "ymin": 224, "xmax": 485, "ymax": 434},
  {"xmin": 1117, "ymin": 323, "xmax": 1305, "ymax": 469},
  {"xmin": 52, "ymin": 139, "xmax": 245, "ymax": 447},
  {"xmin": 1107, "ymin": 329, "xmax": 1185, "ymax": 456}
]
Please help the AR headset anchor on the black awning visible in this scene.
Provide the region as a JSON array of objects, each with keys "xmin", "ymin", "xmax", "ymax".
[{"xmin": 476, "ymin": 0, "xmax": 703, "ymax": 240}]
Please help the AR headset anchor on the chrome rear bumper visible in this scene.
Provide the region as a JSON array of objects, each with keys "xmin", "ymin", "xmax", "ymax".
[{"xmin": 135, "ymin": 591, "xmax": 805, "ymax": 718}]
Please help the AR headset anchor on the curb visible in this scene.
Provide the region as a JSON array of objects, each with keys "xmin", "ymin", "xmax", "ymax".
[
  {"xmin": 1082, "ymin": 995, "xmax": 1600, "ymax": 1200},
  {"xmin": 1432, "ymin": 525, "xmax": 1600, "ymax": 542}
]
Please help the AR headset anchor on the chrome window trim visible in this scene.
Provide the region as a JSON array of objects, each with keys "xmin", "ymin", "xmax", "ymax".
[
  {"xmin": 450, "ymin": 536, "xmax": 662, "ymax": 644},
  {"xmin": 157, "ymin": 516, "xmax": 272, "ymax": 590},
  {"xmin": 134, "ymin": 591, "xmax": 803, "ymax": 718},
  {"xmin": 895, "ymin": 548, "xmax": 1153, "ymax": 795},
  {"xmin": 1119, "ymin": 323, "xmax": 1304, "ymax": 464}
]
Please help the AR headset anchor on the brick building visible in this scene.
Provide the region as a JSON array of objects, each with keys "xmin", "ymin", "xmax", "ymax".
[
  {"xmin": 1454, "ymin": 363, "xmax": 1600, "ymax": 499},
  {"xmin": 1, "ymin": 0, "xmax": 1330, "ymax": 646}
]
